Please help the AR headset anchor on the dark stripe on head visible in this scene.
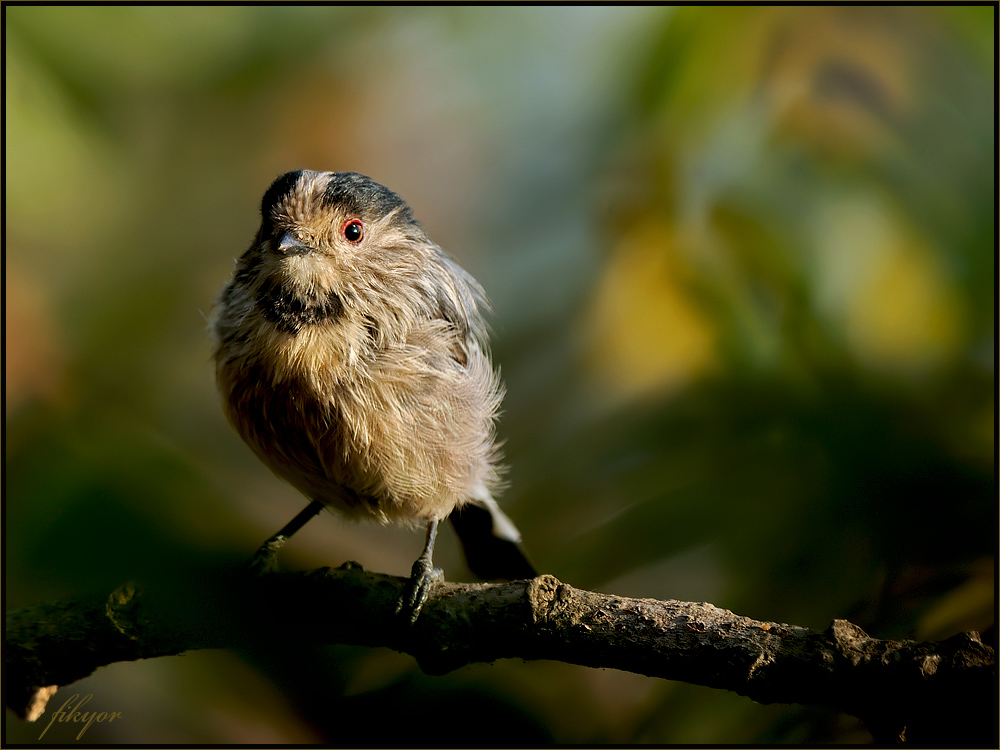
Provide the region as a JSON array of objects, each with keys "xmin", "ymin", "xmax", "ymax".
[
  {"xmin": 321, "ymin": 172, "xmax": 414, "ymax": 226},
  {"xmin": 261, "ymin": 170, "xmax": 306, "ymax": 218}
]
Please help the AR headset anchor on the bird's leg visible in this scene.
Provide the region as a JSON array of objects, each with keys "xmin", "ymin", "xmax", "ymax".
[
  {"xmin": 247, "ymin": 498, "xmax": 326, "ymax": 575},
  {"xmin": 397, "ymin": 518, "xmax": 444, "ymax": 624}
]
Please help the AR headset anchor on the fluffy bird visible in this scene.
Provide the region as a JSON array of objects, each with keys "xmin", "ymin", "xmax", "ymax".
[{"xmin": 212, "ymin": 170, "xmax": 533, "ymax": 619}]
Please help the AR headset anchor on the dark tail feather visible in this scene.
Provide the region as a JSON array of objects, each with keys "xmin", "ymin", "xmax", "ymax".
[{"xmin": 449, "ymin": 502, "xmax": 537, "ymax": 581}]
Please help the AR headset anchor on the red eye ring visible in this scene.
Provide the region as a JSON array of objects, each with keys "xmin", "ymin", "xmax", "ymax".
[{"xmin": 342, "ymin": 219, "xmax": 364, "ymax": 243}]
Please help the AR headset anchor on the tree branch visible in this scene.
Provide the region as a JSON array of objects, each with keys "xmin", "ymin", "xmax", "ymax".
[{"xmin": 5, "ymin": 564, "xmax": 995, "ymax": 743}]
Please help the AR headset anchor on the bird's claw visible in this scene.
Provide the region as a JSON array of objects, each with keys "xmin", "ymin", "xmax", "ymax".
[
  {"xmin": 247, "ymin": 535, "xmax": 287, "ymax": 576},
  {"xmin": 396, "ymin": 559, "xmax": 444, "ymax": 625}
]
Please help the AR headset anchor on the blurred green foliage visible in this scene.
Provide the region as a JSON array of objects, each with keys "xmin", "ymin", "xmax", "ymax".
[{"xmin": 5, "ymin": 6, "xmax": 994, "ymax": 744}]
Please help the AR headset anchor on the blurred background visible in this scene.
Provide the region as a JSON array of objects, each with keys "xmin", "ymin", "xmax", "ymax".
[{"xmin": 5, "ymin": 6, "xmax": 995, "ymax": 744}]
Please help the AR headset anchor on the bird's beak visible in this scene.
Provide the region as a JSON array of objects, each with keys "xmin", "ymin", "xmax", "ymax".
[{"xmin": 276, "ymin": 232, "xmax": 311, "ymax": 256}]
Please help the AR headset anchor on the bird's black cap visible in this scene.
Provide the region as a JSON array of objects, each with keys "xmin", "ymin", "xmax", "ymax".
[{"xmin": 261, "ymin": 170, "xmax": 415, "ymax": 227}]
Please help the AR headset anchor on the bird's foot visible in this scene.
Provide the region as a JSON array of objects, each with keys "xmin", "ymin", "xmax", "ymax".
[
  {"xmin": 247, "ymin": 535, "xmax": 287, "ymax": 576},
  {"xmin": 396, "ymin": 557, "xmax": 444, "ymax": 626}
]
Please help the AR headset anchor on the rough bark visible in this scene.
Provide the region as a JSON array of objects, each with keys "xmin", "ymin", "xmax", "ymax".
[{"xmin": 5, "ymin": 564, "xmax": 995, "ymax": 743}]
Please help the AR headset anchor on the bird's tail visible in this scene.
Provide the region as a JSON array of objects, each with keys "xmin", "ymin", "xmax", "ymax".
[{"xmin": 449, "ymin": 496, "xmax": 537, "ymax": 581}]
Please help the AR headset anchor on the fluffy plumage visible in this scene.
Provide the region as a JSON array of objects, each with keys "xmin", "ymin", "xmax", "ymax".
[{"xmin": 213, "ymin": 170, "xmax": 508, "ymax": 535}]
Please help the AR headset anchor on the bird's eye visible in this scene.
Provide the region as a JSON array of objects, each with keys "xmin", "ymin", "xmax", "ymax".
[{"xmin": 342, "ymin": 219, "xmax": 364, "ymax": 243}]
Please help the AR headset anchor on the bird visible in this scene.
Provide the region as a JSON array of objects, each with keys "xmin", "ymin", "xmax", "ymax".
[{"xmin": 212, "ymin": 170, "xmax": 535, "ymax": 621}]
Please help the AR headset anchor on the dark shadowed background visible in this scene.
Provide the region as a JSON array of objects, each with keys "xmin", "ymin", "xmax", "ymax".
[{"xmin": 5, "ymin": 6, "xmax": 995, "ymax": 744}]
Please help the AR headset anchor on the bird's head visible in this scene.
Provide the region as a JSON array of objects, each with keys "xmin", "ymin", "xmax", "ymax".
[{"xmin": 243, "ymin": 170, "xmax": 434, "ymax": 335}]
